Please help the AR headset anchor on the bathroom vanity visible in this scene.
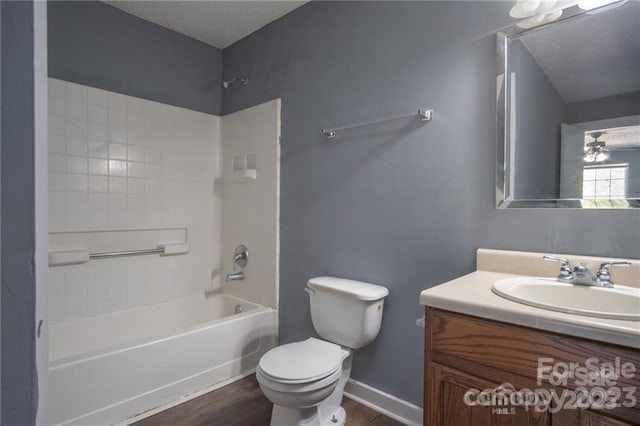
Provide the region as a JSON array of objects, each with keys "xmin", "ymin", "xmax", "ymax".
[{"xmin": 420, "ymin": 249, "xmax": 640, "ymax": 426}]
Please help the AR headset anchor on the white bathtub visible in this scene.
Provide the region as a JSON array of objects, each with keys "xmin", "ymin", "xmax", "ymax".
[{"xmin": 49, "ymin": 293, "xmax": 277, "ymax": 425}]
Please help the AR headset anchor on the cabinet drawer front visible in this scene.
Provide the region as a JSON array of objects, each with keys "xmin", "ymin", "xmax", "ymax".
[{"xmin": 428, "ymin": 309, "xmax": 640, "ymax": 392}]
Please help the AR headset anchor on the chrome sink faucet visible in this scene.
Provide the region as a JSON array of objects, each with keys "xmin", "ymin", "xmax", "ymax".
[{"xmin": 543, "ymin": 256, "xmax": 630, "ymax": 288}]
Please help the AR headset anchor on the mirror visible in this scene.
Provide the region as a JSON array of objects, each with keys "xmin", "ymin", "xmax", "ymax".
[{"xmin": 497, "ymin": 0, "xmax": 640, "ymax": 208}]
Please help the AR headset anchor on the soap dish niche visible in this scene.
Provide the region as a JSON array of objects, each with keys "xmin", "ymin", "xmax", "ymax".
[
  {"xmin": 232, "ymin": 156, "xmax": 245, "ymax": 172},
  {"xmin": 232, "ymin": 154, "xmax": 256, "ymax": 180},
  {"xmin": 245, "ymin": 154, "xmax": 257, "ymax": 179}
]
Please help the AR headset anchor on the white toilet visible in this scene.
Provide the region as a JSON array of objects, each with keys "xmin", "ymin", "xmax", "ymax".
[{"xmin": 256, "ymin": 276, "xmax": 389, "ymax": 426}]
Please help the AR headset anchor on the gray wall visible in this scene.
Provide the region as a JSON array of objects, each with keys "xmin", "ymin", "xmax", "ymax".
[
  {"xmin": 510, "ymin": 40, "xmax": 566, "ymax": 199},
  {"xmin": 1, "ymin": 1, "xmax": 38, "ymax": 424},
  {"xmin": 48, "ymin": 1, "xmax": 223, "ymax": 115},
  {"xmin": 222, "ymin": 1, "xmax": 640, "ymax": 405},
  {"xmin": 566, "ymin": 90, "xmax": 640, "ymax": 124}
]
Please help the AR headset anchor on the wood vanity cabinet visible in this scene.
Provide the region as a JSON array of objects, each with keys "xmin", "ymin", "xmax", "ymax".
[{"xmin": 424, "ymin": 308, "xmax": 640, "ymax": 426}]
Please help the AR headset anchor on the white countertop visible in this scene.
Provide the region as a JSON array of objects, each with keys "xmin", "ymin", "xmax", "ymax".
[{"xmin": 420, "ymin": 269, "xmax": 640, "ymax": 349}]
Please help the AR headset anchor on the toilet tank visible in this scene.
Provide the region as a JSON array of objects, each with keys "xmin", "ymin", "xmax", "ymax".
[{"xmin": 307, "ymin": 277, "xmax": 389, "ymax": 349}]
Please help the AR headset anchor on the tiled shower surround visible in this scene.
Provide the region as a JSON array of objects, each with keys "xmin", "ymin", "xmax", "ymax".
[{"xmin": 48, "ymin": 78, "xmax": 222, "ymax": 323}]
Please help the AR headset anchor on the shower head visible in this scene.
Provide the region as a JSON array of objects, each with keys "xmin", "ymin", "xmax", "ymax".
[{"xmin": 222, "ymin": 77, "xmax": 249, "ymax": 89}]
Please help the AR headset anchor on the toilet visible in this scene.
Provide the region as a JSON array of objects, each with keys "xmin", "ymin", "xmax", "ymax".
[{"xmin": 256, "ymin": 276, "xmax": 389, "ymax": 426}]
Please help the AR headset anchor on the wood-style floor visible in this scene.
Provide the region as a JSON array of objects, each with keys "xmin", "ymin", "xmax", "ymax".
[{"xmin": 134, "ymin": 375, "xmax": 405, "ymax": 426}]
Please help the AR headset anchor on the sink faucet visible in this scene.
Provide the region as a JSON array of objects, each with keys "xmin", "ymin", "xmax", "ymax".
[{"xmin": 543, "ymin": 256, "xmax": 630, "ymax": 287}]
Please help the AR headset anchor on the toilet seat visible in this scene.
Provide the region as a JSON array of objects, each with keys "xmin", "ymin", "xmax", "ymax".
[
  {"xmin": 258, "ymin": 338, "xmax": 343, "ymax": 384},
  {"xmin": 256, "ymin": 365, "xmax": 342, "ymax": 394}
]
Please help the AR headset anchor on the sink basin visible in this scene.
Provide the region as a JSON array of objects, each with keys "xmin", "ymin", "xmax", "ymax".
[{"xmin": 492, "ymin": 277, "xmax": 640, "ymax": 320}]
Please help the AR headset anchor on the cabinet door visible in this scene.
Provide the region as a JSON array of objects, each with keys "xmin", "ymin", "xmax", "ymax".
[
  {"xmin": 553, "ymin": 409, "xmax": 637, "ymax": 426},
  {"xmin": 429, "ymin": 365, "xmax": 550, "ymax": 426}
]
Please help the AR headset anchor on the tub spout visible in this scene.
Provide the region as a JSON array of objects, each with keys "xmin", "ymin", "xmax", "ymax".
[{"xmin": 225, "ymin": 271, "xmax": 245, "ymax": 282}]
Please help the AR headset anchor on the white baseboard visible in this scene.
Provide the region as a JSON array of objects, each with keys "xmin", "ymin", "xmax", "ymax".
[{"xmin": 344, "ymin": 379, "xmax": 423, "ymax": 426}]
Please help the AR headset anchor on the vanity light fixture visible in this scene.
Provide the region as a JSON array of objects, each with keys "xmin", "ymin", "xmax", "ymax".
[
  {"xmin": 510, "ymin": 0, "xmax": 564, "ymax": 29},
  {"xmin": 516, "ymin": 10, "xmax": 563, "ymax": 28},
  {"xmin": 509, "ymin": 0, "xmax": 557, "ymax": 18}
]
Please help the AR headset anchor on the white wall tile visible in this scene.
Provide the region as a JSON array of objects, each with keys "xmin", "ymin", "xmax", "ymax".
[
  {"xmin": 49, "ymin": 154, "xmax": 67, "ymax": 173},
  {"xmin": 88, "ymin": 211, "xmax": 108, "ymax": 228},
  {"xmin": 66, "ymin": 174, "xmax": 88, "ymax": 192},
  {"xmin": 109, "ymin": 176, "xmax": 127, "ymax": 193},
  {"xmin": 108, "ymin": 92, "xmax": 126, "ymax": 110},
  {"xmin": 67, "ymin": 210, "xmax": 89, "ymax": 229},
  {"xmin": 49, "ymin": 134, "xmax": 67, "ymax": 154},
  {"xmin": 89, "ymin": 193, "xmax": 109, "ymax": 210},
  {"xmin": 67, "ymin": 138, "xmax": 87, "ymax": 157},
  {"xmin": 49, "ymin": 78, "xmax": 66, "ymax": 98},
  {"xmin": 50, "ymin": 116, "xmax": 66, "ymax": 136},
  {"xmin": 49, "ymin": 96, "xmax": 66, "ymax": 118},
  {"xmin": 88, "ymin": 123, "xmax": 108, "ymax": 141},
  {"xmin": 145, "ymin": 147, "xmax": 161, "ymax": 164},
  {"xmin": 108, "ymin": 160, "xmax": 127, "ymax": 177},
  {"xmin": 108, "ymin": 125, "xmax": 127, "ymax": 143},
  {"xmin": 88, "ymin": 105, "xmax": 108, "ymax": 124},
  {"xmin": 67, "ymin": 192, "xmax": 89, "ymax": 210},
  {"xmin": 108, "ymin": 210, "xmax": 127, "ymax": 228},
  {"xmin": 88, "ymin": 87, "xmax": 108, "ymax": 107},
  {"xmin": 221, "ymin": 99, "xmax": 279, "ymax": 308},
  {"xmin": 89, "ymin": 175, "xmax": 109, "ymax": 193},
  {"xmin": 127, "ymin": 162, "xmax": 145, "ymax": 178},
  {"xmin": 48, "ymin": 79, "xmax": 222, "ymax": 324},
  {"xmin": 127, "ymin": 127, "xmax": 145, "ymax": 146},
  {"xmin": 89, "ymin": 158, "xmax": 108, "ymax": 176},
  {"xmin": 67, "ymin": 101, "xmax": 88, "ymax": 121},
  {"xmin": 109, "ymin": 193, "xmax": 127, "ymax": 210},
  {"xmin": 66, "ymin": 119, "xmax": 87, "ymax": 138},
  {"xmin": 67, "ymin": 156, "xmax": 88, "ymax": 174},
  {"xmin": 49, "ymin": 173, "xmax": 67, "ymax": 192},
  {"xmin": 89, "ymin": 140, "xmax": 109, "ymax": 158},
  {"xmin": 145, "ymin": 179, "xmax": 162, "ymax": 194},
  {"xmin": 108, "ymin": 143, "xmax": 127, "ymax": 160},
  {"xmin": 127, "ymin": 194, "xmax": 145, "ymax": 211},
  {"xmin": 66, "ymin": 82, "xmax": 87, "ymax": 103}
]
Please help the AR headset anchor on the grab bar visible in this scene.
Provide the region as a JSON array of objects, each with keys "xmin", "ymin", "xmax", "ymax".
[
  {"xmin": 89, "ymin": 247, "xmax": 165, "ymax": 259},
  {"xmin": 49, "ymin": 243, "xmax": 189, "ymax": 266}
]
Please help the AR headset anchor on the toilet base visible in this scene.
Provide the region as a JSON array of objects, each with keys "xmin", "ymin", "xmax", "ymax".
[
  {"xmin": 267, "ymin": 352, "xmax": 353, "ymax": 426},
  {"xmin": 271, "ymin": 405, "xmax": 346, "ymax": 426}
]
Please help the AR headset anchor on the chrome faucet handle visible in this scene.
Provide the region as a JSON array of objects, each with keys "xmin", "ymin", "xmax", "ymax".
[
  {"xmin": 596, "ymin": 261, "xmax": 631, "ymax": 287},
  {"xmin": 543, "ymin": 256, "xmax": 573, "ymax": 280},
  {"xmin": 232, "ymin": 244, "xmax": 248, "ymax": 270}
]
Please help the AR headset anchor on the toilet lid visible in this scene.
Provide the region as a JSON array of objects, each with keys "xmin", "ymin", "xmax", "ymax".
[{"xmin": 259, "ymin": 338, "xmax": 343, "ymax": 383}]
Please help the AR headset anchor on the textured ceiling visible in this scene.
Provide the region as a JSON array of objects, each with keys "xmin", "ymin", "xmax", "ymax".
[
  {"xmin": 521, "ymin": 1, "xmax": 640, "ymax": 103},
  {"xmin": 103, "ymin": 0, "xmax": 308, "ymax": 49}
]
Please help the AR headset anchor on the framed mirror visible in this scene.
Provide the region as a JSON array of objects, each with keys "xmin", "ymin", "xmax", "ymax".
[{"xmin": 496, "ymin": 0, "xmax": 640, "ymax": 208}]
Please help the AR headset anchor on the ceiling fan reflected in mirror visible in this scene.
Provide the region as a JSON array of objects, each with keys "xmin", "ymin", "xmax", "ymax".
[
  {"xmin": 584, "ymin": 130, "xmax": 639, "ymax": 163},
  {"xmin": 584, "ymin": 132, "xmax": 609, "ymax": 163}
]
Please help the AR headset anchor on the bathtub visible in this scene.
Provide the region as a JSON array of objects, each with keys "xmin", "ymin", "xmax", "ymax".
[{"xmin": 49, "ymin": 293, "xmax": 277, "ymax": 425}]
